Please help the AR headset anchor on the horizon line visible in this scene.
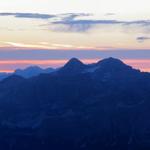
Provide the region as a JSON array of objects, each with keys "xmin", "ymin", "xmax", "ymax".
[{"xmin": 0, "ymin": 58, "xmax": 149, "ymax": 73}]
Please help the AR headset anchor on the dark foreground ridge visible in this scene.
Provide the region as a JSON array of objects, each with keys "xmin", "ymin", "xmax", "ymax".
[{"xmin": 0, "ymin": 57, "xmax": 150, "ymax": 150}]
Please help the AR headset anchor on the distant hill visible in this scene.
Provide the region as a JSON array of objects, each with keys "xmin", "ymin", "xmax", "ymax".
[
  {"xmin": 0, "ymin": 66, "xmax": 55, "ymax": 80},
  {"xmin": 14, "ymin": 66, "xmax": 55, "ymax": 78},
  {"xmin": 0, "ymin": 57, "xmax": 150, "ymax": 150}
]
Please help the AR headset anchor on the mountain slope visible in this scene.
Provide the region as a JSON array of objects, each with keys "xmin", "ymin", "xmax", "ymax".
[
  {"xmin": 0, "ymin": 72, "xmax": 10, "ymax": 81},
  {"xmin": 0, "ymin": 58, "xmax": 150, "ymax": 150}
]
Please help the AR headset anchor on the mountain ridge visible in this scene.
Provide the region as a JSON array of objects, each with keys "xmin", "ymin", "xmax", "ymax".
[
  {"xmin": 0, "ymin": 57, "xmax": 145, "ymax": 81},
  {"xmin": 0, "ymin": 65, "xmax": 55, "ymax": 81},
  {"xmin": 0, "ymin": 57, "xmax": 149, "ymax": 149}
]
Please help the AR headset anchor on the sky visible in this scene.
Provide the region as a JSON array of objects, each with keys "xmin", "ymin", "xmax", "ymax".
[{"xmin": 0, "ymin": 0, "xmax": 150, "ymax": 72}]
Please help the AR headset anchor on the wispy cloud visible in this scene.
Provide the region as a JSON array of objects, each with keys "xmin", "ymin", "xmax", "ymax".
[
  {"xmin": 2, "ymin": 41, "xmax": 109, "ymax": 50},
  {"xmin": 104, "ymin": 13, "xmax": 116, "ymax": 16},
  {"xmin": 3, "ymin": 42, "xmax": 57, "ymax": 50},
  {"xmin": 45, "ymin": 13, "xmax": 150, "ymax": 32},
  {"xmin": 0, "ymin": 12, "xmax": 90, "ymax": 20},
  {"xmin": 51, "ymin": 18, "xmax": 150, "ymax": 32},
  {"xmin": 136, "ymin": 36, "xmax": 150, "ymax": 42},
  {"xmin": 58, "ymin": 13, "xmax": 91, "ymax": 21},
  {"xmin": 51, "ymin": 20, "xmax": 122, "ymax": 32},
  {"xmin": 0, "ymin": 12, "xmax": 55, "ymax": 19},
  {"xmin": 51, "ymin": 43, "xmax": 74, "ymax": 48},
  {"xmin": 1, "ymin": 12, "xmax": 150, "ymax": 33}
]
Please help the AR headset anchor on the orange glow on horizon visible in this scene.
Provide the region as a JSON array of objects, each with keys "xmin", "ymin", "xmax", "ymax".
[
  {"xmin": 0, "ymin": 59, "xmax": 149, "ymax": 73},
  {"xmin": 0, "ymin": 70, "xmax": 14, "ymax": 73}
]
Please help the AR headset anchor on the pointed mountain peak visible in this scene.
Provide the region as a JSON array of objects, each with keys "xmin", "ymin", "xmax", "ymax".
[
  {"xmin": 59, "ymin": 58, "xmax": 86, "ymax": 75},
  {"xmin": 66, "ymin": 58, "xmax": 84, "ymax": 66}
]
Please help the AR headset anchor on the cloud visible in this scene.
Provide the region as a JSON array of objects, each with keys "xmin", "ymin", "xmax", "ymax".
[
  {"xmin": 58, "ymin": 13, "xmax": 91, "ymax": 21},
  {"xmin": 136, "ymin": 36, "xmax": 150, "ymax": 42},
  {"xmin": 1, "ymin": 12, "xmax": 150, "ymax": 32},
  {"xmin": 3, "ymin": 42, "xmax": 57, "ymax": 50},
  {"xmin": 48, "ymin": 13, "xmax": 121, "ymax": 32},
  {"xmin": 105, "ymin": 13, "xmax": 116, "ymax": 16},
  {"xmin": 48, "ymin": 13, "xmax": 150, "ymax": 32},
  {"xmin": 0, "ymin": 12, "xmax": 90, "ymax": 20},
  {"xmin": 0, "ymin": 12, "xmax": 55, "ymax": 19},
  {"xmin": 2, "ymin": 41, "xmax": 108, "ymax": 50},
  {"xmin": 51, "ymin": 43, "xmax": 74, "ymax": 48}
]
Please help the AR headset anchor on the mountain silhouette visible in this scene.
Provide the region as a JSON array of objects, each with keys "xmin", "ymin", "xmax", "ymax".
[
  {"xmin": 58, "ymin": 57, "xmax": 87, "ymax": 74},
  {"xmin": 97, "ymin": 57, "xmax": 130, "ymax": 68},
  {"xmin": 0, "ymin": 57, "xmax": 149, "ymax": 150},
  {"xmin": 0, "ymin": 66, "xmax": 55, "ymax": 80},
  {"xmin": 14, "ymin": 66, "xmax": 54, "ymax": 78}
]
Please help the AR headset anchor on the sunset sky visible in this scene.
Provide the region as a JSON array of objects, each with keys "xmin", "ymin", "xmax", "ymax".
[{"xmin": 0, "ymin": 0, "xmax": 150, "ymax": 72}]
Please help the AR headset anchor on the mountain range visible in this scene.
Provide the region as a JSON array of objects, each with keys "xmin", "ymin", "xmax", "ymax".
[
  {"xmin": 0, "ymin": 57, "xmax": 150, "ymax": 150},
  {"xmin": 0, "ymin": 66, "xmax": 55, "ymax": 81}
]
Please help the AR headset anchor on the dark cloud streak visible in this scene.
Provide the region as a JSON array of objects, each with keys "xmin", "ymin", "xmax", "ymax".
[
  {"xmin": 1, "ymin": 12, "xmax": 150, "ymax": 32},
  {"xmin": 52, "ymin": 19, "xmax": 150, "ymax": 32},
  {"xmin": 0, "ymin": 12, "xmax": 55, "ymax": 19},
  {"xmin": 137, "ymin": 36, "xmax": 150, "ymax": 42}
]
